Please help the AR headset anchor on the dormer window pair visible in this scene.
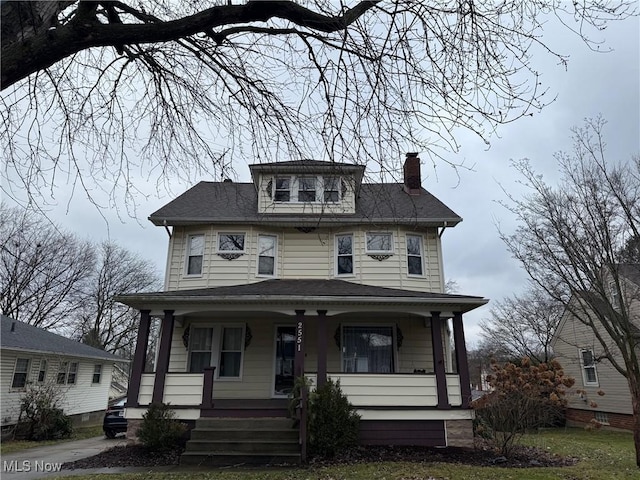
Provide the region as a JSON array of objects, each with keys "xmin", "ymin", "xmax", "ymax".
[{"xmin": 273, "ymin": 176, "xmax": 341, "ymax": 203}]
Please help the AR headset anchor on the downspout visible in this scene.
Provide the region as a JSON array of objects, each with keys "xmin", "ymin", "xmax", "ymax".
[
  {"xmin": 438, "ymin": 221, "xmax": 448, "ymax": 238},
  {"xmin": 163, "ymin": 219, "xmax": 172, "ymax": 239}
]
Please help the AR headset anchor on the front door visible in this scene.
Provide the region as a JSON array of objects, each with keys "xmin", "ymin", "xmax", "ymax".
[{"xmin": 273, "ymin": 326, "xmax": 296, "ymax": 396}]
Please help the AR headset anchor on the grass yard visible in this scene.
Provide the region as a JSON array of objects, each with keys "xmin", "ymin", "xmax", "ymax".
[
  {"xmin": 47, "ymin": 428, "xmax": 637, "ymax": 480},
  {"xmin": 0, "ymin": 424, "xmax": 104, "ymax": 455}
]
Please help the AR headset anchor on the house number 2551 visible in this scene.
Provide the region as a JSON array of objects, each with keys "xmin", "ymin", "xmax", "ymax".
[{"xmin": 296, "ymin": 321, "xmax": 303, "ymax": 352}]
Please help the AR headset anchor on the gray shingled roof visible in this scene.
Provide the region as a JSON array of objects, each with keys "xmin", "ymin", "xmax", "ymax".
[
  {"xmin": 149, "ymin": 182, "xmax": 461, "ymax": 227},
  {"xmin": 1, "ymin": 315, "xmax": 125, "ymax": 362},
  {"xmin": 117, "ymin": 279, "xmax": 488, "ymax": 313}
]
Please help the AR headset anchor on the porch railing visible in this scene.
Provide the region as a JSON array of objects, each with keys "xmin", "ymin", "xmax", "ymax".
[{"xmin": 137, "ymin": 373, "xmax": 204, "ymax": 406}]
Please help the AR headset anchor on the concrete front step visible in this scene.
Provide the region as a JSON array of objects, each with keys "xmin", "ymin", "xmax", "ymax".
[
  {"xmin": 180, "ymin": 451, "xmax": 301, "ymax": 467},
  {"xmin": 186, "ymin": 439, "xmax": 300, "ymax": 454},
  {"xmin": 194, "ymin": 417, "xmax": 294, "ymax": 430},
  {"xmin": 190, "ymin": 428, "xmax": 298, "ymax": 441}
]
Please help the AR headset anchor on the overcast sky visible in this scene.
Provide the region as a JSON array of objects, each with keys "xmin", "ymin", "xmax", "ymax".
[{"xmin": 3, "ymin": 13, "xmax": 639, "ymax": 348}]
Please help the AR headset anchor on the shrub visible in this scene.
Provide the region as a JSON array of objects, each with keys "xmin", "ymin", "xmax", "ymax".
[
  {"xmin": 17, "ymin": 382, "xmax": 73, "ymax": 441},
  {"xmin": 473, "ymin": 357, "xmax": 575, "ymax": 456},
  {"xmin": 136, "ymin": 403, "xmax": 187, "ymax": 451},
  {"xmin": 307, "ymin": 379, "xmax": 360, "ymax": 458}
]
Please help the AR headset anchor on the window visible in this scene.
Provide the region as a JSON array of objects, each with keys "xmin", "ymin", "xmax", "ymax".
[
  {"xmin": 581, "ymin": 349, "xmax": 598, "ymax": 385},
  {"xmin": 186, "ymin": 234, "xmax": 205, "ymax": 275},
  {"xmin": 609, "ymin": 280, "xmax": 621, "ymax": 309},
  {"xmin": 92, "ymin": 364, "xmax": 102, "ymax": 384},
  {"xmin": 189, "ymin": 327, "xmax": 214, "ymax": 373},
  {"xmin": 594, "ymin": 411, "xmax": 609, "ymax": 425},
  {"xmin": 366, "ymin": 232, "xmax": 393, "ymax": 254},
  {"xmin": 274, "ymin": 177, "xmax": 291, "ymax": 202},
  {"xmin": 57, "ymin": 361, "xmax": 78, "ymax": 385},
  {"xmin": 298, "ymin": 177, "xmax": 316, "ymax": 202},
  {"xmin": 12, "ymin": 358, "xmax": 30, "ymax": 388},
  {"xmin": 38, "ymin": 359, "xmax": 47, "ymax": 382},
  {"xmin": 406, "ymin": 234, "xmax": 424, "ymax": 275},
  {"xmin": 342, "ymin": 326, "xmax": 394, "ymax": 373},
  {"xmin": 257, "ymin": 235, "xmax": 277, "ymax": 276},
  {"xmin": 218, "ymin": 233, "xmax": 245, "ymax": 253},
  {"xmin": 323, "ymin": 177, "xmax": 340, "ymax": 202},
  {"xmin": 219, "ymin": 326, "xmax": 243, "ymax": 378},
  {"xmin": 336, "ymin": 234, "xmax": 354, "ymax": 275}
]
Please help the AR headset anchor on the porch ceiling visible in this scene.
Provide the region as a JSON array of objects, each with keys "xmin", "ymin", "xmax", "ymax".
[{"xmin": 115, "ymin": 279, "xmax": 488, "ymax": 317}]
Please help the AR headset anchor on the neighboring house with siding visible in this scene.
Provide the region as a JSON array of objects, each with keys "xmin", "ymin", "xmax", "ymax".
[
  {"xmin": 117, "ymin": 154, "xmax": 488, "ymax": 464},
  {"xmin": 552, "ymin": 264, "xmax": 640, "ymax": 431},
  {"xmin": 1, "ymin": 315, "xmax": 124, "ymax": 430}
]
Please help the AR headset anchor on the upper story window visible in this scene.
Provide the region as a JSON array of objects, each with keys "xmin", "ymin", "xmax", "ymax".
[
  {"xmin": 298, "ymin": 177, "xmax": 317, "ymax": 202},
  {"xmin": 366, "ymin": 232, "xmax": 393, "ymax": 254},
  {"xmin": 272, "ymin": 175, "xmax": 342, "ymax": 203},
  {"xmin": 218, "ymin": 233, "xmax": 246, "ymax": 253},
  {"xmin": 581, "ymin": 349, "xmax": 598, "ymax": 386},
  {"xmin": 186, "ymin": 234, "xmax": 205, "ymax": 275},
  {"xmin": 336, "ymin": 234, "xmax": 354, "ymax": 275},
  {"xmin": 257, "ymin": 235, "xmax": 277, "ymax": 276},
  {"xmin": 12, "ymin": 358, "xmax": 30, "ymax": 389},
  {"xmin": 608, "ymin": 280, "xmax": 621, "ymax": 310},
  {"xmin": 406, "ymin": 234, "xmax": 424, "ymax": 276}
]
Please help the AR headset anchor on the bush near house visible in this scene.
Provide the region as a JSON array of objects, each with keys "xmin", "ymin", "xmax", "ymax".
[
  {"xmin": 136, "ymin": 403, "xmax": 187, "ymax": 451},
  {"xmin": 473, "ymin": 357, "xmax": 575, "ymax": 456},
  {"xmin": 16, "ymin": 382, "xmax": 73, "ymax": 441}
]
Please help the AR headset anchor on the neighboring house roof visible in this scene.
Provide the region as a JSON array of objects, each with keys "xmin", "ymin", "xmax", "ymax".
[
  {"xmin": 1, "ymin": 315, "xmax": 125, "ymax": 362},
  {"xmin": 117, "ymin": 279, "xmax": 488, "ymax": 313},
  {"xmin": 149, "ymin": 182, "xmax": 462, "ymax": 227}
]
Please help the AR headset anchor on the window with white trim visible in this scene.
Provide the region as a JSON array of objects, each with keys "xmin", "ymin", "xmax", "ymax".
[
  {"xmin": 336, "ymin": 234, "xmax": 354, "ymax": 275},
  {"xmin": 366, "ymin": 232, "xmax": 393, "ymax": 254},
  {"xmin": 38, "ymin": 359, "xmax": 47, "ymax": 382},
  {"xmin": 298, "ymin": 177, "xmax": 317, "ymax": 202},
  {"xmin": 342, "ymin": 326, "xmax": 394, "ymax": 373},
  {"xmin": 219, "ymin": 326, "xmax": 244, "ymax": 378},
  {"xmin": 608, "ymin": 280, "xmax": 621, "ymax": 309},
  {"xmin": 594, "ymin": 411, "xmax": 609, "ymax": 425},
  {"xmin": 188, "ymin": 327, "xmax": 214, "ymax": 373},
  {"xmin": 323, "ymin": 176, "xmax": 340, "ymax": 202},
  {"xmin": 581, "ymin": 349, "xmax": 598, "ymax": 386},
  {"xmin": 257, "ymin": 235, "xmax": 277, "ymax": 276},
  {"xmin": 218, "ymin": 233, "xmax": 246, "ymax": 253},
  {"xmin": 274, "ymin": 177, "xmax": 291, "ymax": 202},
  {"xmin": 406, "ymin": 234, "xmax": 424, "ymax": 276},
  {"xmin": 56, "ymin": 361, "xmax": 78, "ymax": 385},
  {"xmin": 12, "ymin": 358, "xmax": 30, "ymax": 389},
  {"xmin": 92, "ymin": 364, "xmax": 102, "ymax": 384},
  {"xmin": 186, "ymin": 234, "xmax": 205, "ymax": 275}
]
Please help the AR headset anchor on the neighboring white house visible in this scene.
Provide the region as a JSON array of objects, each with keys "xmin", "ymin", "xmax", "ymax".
[
  {"xmin": 1, "ymin": 314, "xmax": 125, "ymax": 429},
  {"xmin": 552, "ymin": 264, "xmax": 640, "ymax": 431},
  {"xmin": 117, "ymin": 154, "xmax": 488, "ymax": 463}
]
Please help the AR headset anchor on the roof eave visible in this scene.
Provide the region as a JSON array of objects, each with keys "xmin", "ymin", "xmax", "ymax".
[
  {"xmin": 149, "ymin": 216, "xmax": 462, "ymax": 227},
  {"xmin": 1, "ymin": 345, "xmax": 129, "ymax": 362}
]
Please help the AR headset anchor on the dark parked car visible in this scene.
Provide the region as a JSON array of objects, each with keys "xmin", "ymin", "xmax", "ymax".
[{"xmin": 103, "ymin": 397, "xmax": 127, "ymax": 439}]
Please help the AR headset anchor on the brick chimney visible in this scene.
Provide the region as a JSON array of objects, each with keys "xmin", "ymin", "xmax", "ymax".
[{"xmin": 403, "ymin": 152, "xmax": 421, "ymax": 194}]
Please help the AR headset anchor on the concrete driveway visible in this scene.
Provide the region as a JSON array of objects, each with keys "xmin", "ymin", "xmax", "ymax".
[{"xmin": 1, "ymin": 435, "xmax": 127, "ymax": 480}]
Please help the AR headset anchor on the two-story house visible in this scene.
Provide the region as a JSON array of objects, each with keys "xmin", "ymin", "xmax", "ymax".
[
  {"xmin": 552, "ymin": 264, "xmax": 640, "ymax": 431},
  {"xmin": 117, "ymin": 154, "xmax": 488, "ymax": 465}
]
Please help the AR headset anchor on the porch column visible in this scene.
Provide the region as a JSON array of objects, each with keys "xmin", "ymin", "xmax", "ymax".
[
  {"xmin": 430, "ymin": 311, "xmax": 450, "ymax": 409},
  {"xmin": 317, "ymin": 310, "xmax": 328, "ymax": 387},
  {"xmin": 294, "ymin": 310, "xmax": 305, "ymax": 378},
  {"xmin": 126, "ymin": 309, "xmax": 151, "ymax": 408},
  {"xmin": 152, "ymin": 310, "xmax": 175, "ymax": 404},
  {"xmin": 453, "ymin": 312, "xmax": 472, "ymax": 408}
]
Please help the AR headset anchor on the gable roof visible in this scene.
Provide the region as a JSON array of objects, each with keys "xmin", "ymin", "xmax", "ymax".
[
  {"xmin": 1, "ymin": 315, "xmax": 125, "ymax": 362},
  {"xmin": 149, "ymin": 182, "xmax": 461, "ymax": 227}
]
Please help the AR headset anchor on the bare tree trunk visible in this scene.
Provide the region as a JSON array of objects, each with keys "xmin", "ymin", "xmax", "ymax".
[{"xmin": 630, "ymin": 373, "xmax": 640, "ymax": 467}]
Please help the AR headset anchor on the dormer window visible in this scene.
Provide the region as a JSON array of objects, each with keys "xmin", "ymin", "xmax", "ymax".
[
  {"xmin": 274, "ymin": 177, "xmax": 291, "ymax": 202},
  {"xmin": 271, "ymin": 175, "xmax": 343, "ymax": 203},
  {"xmin": 298, "ymin": 177, "xmax": 317, "ymax": 202},
  {"xmin": 323, "ymin": 176, "xmax": 340, "ymax": 202}
]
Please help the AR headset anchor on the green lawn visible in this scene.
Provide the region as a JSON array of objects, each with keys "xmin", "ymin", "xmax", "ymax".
[
  {"xmin": 0, "ymin": 425, "xmax": 104, "ymax": 455},
  {"xmin": 45, "ymin": 428, "xmax": 636, "ymax": 480}
]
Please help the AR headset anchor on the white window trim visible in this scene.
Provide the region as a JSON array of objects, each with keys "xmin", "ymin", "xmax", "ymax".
[
  {"xmin": 185, "ymin": 233, "xmax": 205, "ymax": 277},
  {"xmin": 365, "ymin": 232, "xmax": 395, "ymax": 254},
  {"xmin": 608, "ymin": 280, "xmax": 621, "ymax": 309},
  {"xmin": 335, "ymin": 233, "xmax": 355, "ymax": 277},
  {"xmin": 340, "ymin": 324, "xmax": 398, "ymax": 374},
  {"xmin": 272, "ymin": 175, "xmax": 343, "ymax": 204},
  {"xmin": 322, "ymin": 176, "xmax": 341, "ymax": 203},
  {"xmin": 92, "ymin": 364, "xmax": 103, "ymax": 384},
  {"xmin": 187, "ymin": 325, "xmax": 215, "ymax": 373},
  {"xmin": 57, "ymin": 360, "xmax": 78, "ymax": 385},
  {"xmin": 11, "ymin": 358, "xmax": 30, "ymax": 390},
  {"xmin": 216, "ymin": 232, "xmax": 247, "ymax": 254},
  {"xmin": 580, "ymin": 348, "xmax": 599, "ymax": 386},
  {"xmin": 273, "ymin": 176, "xmax": 292, "ymax": 203},
  {"xmin": 256, "ymin": 234, "xmax": 278, "ymax": 278},
  {"xmin": 37, "ymin": 358, "xmax": 48, "ymax": 383},
  {"xmin": 217, "ymin": 324, "xmax": 246, "ymax": 381},
  {"xmin": 406, "ymin": 234, "xmax": 425, "ymax": 277},
  {"xmin": 271, "ymin": 324, "xmax": 296, "ymax": 398}
]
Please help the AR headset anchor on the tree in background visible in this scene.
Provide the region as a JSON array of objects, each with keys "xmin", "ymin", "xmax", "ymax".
[
  {"xmin": 75, "ymin": 241, "xmax": 161, "ymax": 357},
  {"xmin": 500, "ymin": 117, "xmax": 640, "ymax": 466},
  {"xmin": 1, "ymin": 1, "xmax": 635, "ymax": 210},
  {"xmin": 0, "ymin": 204, "xmax": 94, "ymax": 330},
  {"xmin": 480, "ymin": 284, "xmax": 564, "ymax": 364}
]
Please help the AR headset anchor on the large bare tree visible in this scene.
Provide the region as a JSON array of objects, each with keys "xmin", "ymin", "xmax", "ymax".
[
  {"xmin": 0, "ymin": 204, "xmax": 95, "ymax": 330},
  {"xmin": 500, "ymin": 117, "xmax": 640, "ymax": 466},
  {"xmin": 480, "ymin": 284, "xmax": 564, "ymax": 364},
  {"xmin": 1, "ymin": 1, "xmax": 635, "ymax": 211}
]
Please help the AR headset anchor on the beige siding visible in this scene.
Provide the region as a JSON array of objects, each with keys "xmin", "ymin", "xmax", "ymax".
[
  {"xmin": 1, "ymin": 352, "xmax": 112, "ymax": 425},
  {"xmin": 166, "ymin": 225, "xmax": 443, "ymax": 293}
]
